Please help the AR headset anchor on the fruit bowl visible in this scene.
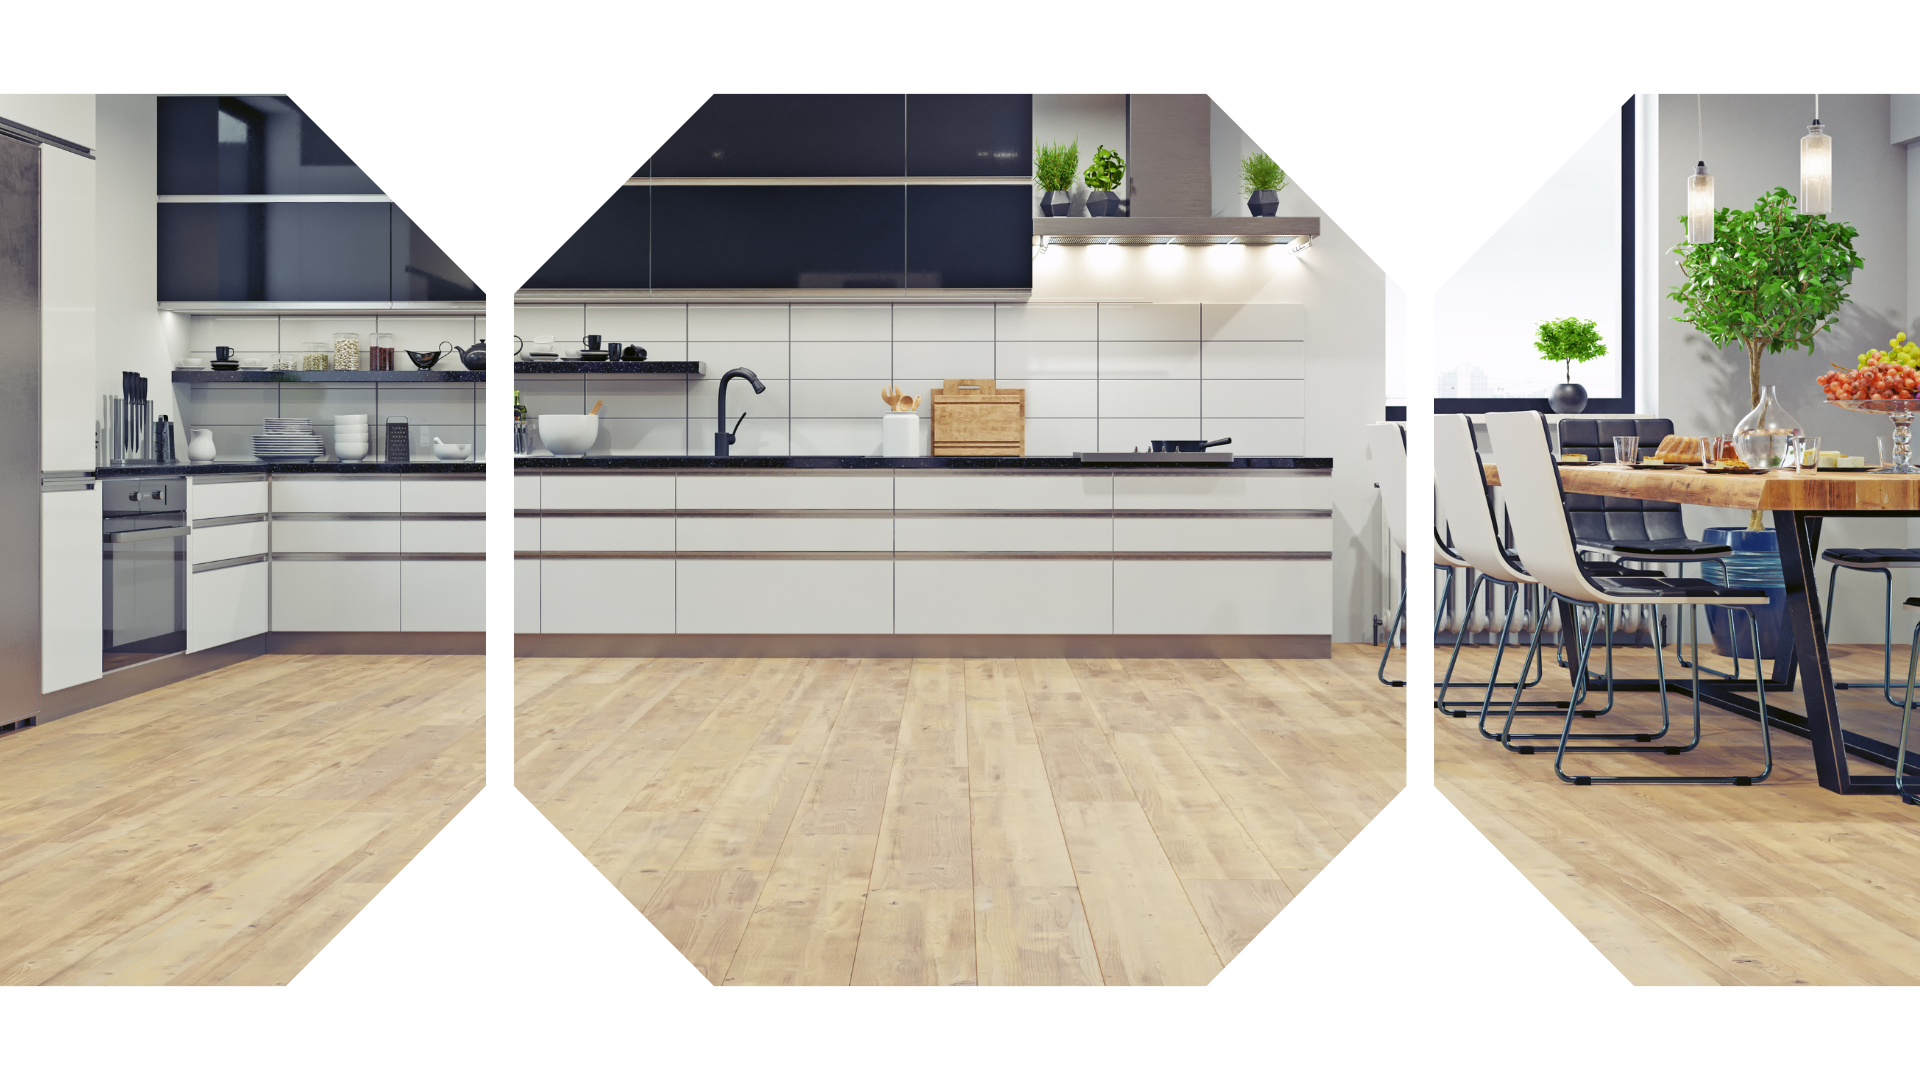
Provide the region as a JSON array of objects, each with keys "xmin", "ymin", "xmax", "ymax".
[{"xmin": 1829, "ymin": 399, "xmax": 1920, "ymax": 473}]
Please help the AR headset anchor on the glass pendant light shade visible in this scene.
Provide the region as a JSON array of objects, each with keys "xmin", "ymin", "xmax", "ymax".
[
  {"xmin": 1801, "ymin": 121, "xmax": 1832, "ymax": 215},
  {"xmin": 1686, "ymin": 162, "xmax": 1715, "ymax": 244}
]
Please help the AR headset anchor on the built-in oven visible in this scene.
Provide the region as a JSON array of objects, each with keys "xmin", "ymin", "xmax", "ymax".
[{"xmin": 102, "ymin": 476, "xmax": 189, "ymax": 672}]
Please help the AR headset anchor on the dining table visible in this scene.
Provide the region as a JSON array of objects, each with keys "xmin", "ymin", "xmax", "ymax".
[{"xmin": 1481, "ymin": 460, "xmax": 1920, "ymax": 796}]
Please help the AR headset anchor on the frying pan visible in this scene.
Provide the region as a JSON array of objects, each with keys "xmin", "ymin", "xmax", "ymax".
[{"xmin": 1150, "ymin": 437, "xmax": 1232, "ymax": 453}]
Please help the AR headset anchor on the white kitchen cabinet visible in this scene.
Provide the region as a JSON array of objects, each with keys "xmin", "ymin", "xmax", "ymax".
[
  {"xmin": 515, "ymin": 516, "xmax": 539, "ymax": 552},
  {"xmin": 400, "ymin": 518, "xmax": 485, "ymax": 553},
  {"xmin": 894, "ymin": 516, "xmax": 1110, "ymax": 552},
  {"xmin": 271, "ymin": 518, "xmax": 401, "ymax": 553},
  {"xmin": 400, "ymin": 477, "xmax": 485, "ymax": 513},
  {"xmin": 540, "ymin": 558, "xmax": 674, "ymax": 634},
  {"xmin": 541, "ymin": 474, "xmax": 672, "ymax": 510},
  {"xmin": 894, "ymin": 559, "xmax": 1111, "ymax": 635},
  {"xmin": 1113, "ymin": 516, "xmax": 1332, "ymax": 553},
  {"xmin": 41, "ymin": 149, "xmax": 95, "ymax": 473},
  {"xmin": 515, "ymin": 475, "xmax": 540, "ymax": 510},
  {"xmin": 894, "ymin": 473, "xmax": 1112, "ymax": 511},
  {"xmin": 41, "ymin": 487, "xmax": 101, "ymax": 693},
  {"xmin": 271, "ymin": 560, "xmax": 401, "ymax": 632},
  {"xmin": 1114, "ymin": 559, "xmax": 1331, "ymax": 635},
  {"xmin": 677, "ymin": 473, "xmax": 891, "ymax": 510},
  {"xmin": 271, "ymin": 477, "xmax": 401, "ymax": 513},
  {"xmin": 400, "ymin": 560, "xmax": 485, "ymax": 632},
  {"xmin": 540, "ymin": 516, "xmax": 674, "ymax": 552},
  {"xmin": 189, "ymin": 478, "xmax": 269, "ymax": 520},
  {"xmin": 188, "ymin": 562, "xmax": 268, "ymax": 652},
  {"xmin": 189, "ymin": 520, "xmax": 270, "ymax": 565},
  {"xmin": 674, "ymin": 515, "xmax": 892, "ymax": 552},
  {"xmin": 676, "ymin": 558, "xmax": 891, "ymax": 634},
  {"xmin": 515, "ymin": 559, "xmax": 541, "ymax": 633},
  {"xmin": 1114, "ymin": 473, "xmax": 1331, "ymax": 511}
]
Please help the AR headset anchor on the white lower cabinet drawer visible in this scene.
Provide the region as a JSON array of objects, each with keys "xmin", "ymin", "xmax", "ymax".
[
  {"xmin": 1113, "ymin": 516, "xmax": 1331, "ymax": 552},
  {"xmin": 400, "ymin": 560, "xmax": 485, "ymax": 631},
  {"xmin": 190, "ymin": 519, "xmax": 270, "ymax": 565},
  {"xmin": 676, "ymin": 559, "xmax": 892, "ymax": 634},
  {"xmin": 674, "ymin": 515, "xmax": 892, "ymax": 552},
  {"xmin": 400, "ymin": 478, "xmax": 484, "ymax": 513},
  {"xmin": 271, "ymin": 560, "xmax": 401, "ymax": 632},
  {"xmin": 894, "ymin": 516, "xmax": 1110, "ymax": 552},
  {"xmin": 272, "ymin": 478, "xmax": 401, "ymax": 513},
  {"xmin": 1114, "ymin": 473, "xmax": 1331, "ymax": 511},
  {"xmin": 1113, "ymin": 559, "xmax": 1331, "ymax": 634},
  {"xmin": 272, "ymin": 518, "xmax": 401, "ymax": 553},
  {"xmin": 540, "ymin": 516, "xmax": 674, "ymax": 552},
  {"xmin": 188, "ymin": 561, "xmax": 268, "ymax": 651},
  {"xmin": 894, "ymin": 559, "xmax": 1112, "ymax": 635},
  {"xmin": 515, "ymin": 517, "xmax": 539, "ymax": 552},
  {"xmin": 516, "ymin": 559, "xmax": 541, "ymax": 633},
  {"xmin": 190, "ymin": 479, "xmax": 268, "ymax": 519},
  {"xmin": 42, "ymin": 487, "xmax": 102, "ymax": 692},
  {"xmin": 401, "ymin": 518, "xmax": 485, "ymax": 553},
  {"xmin": 540, "ymin": 558, "xmax": 674, "ymax": 634},
  {"xmin": 515, "ymin": 476, "xmax": 540, "ymax": 511}
]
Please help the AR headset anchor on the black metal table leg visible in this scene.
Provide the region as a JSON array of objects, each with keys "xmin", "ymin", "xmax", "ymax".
[{"xmin": 1775, "ymin": 509, "xmax": 1851, "ymax": 793}]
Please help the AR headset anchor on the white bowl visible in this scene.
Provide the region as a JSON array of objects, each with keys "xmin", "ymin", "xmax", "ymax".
[
  {"xmin": 334, "ymin": 438, "xmax": 370, "ymax": 449},
  {"xmin": 333, "ymin": 414, "xmax": 369, "ymax": 425},
  {"xmin": 433, "ymin": 442, "xmax": 473, "ymax": 461},
  {"xmin": 538, "ymin": 415, "xmax": 599, "ymax": 457},
  {"xmin": 335, "ymin": 425, "xmax": 370, "ymax": 435},
  {"xmin": 176, "ymin": 358, "xmax": 208, "ymax": 370}
]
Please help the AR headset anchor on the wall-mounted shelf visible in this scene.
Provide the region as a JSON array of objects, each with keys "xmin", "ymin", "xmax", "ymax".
[
  {"xmin": 515, "ymin": 361, "xmax": 707, "ymax": 375},
  {"xmin": 172, "ymin": 370, "xmax": 485, "ymax": 383},
  {"xmin": 1032, "ymin": 216, "xmax": 1320, "ymax": 246}
]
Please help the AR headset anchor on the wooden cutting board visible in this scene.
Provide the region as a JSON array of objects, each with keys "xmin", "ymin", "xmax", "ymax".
[{"xmin": 930, "ymin": 378, "xmax": 1024, "ymax": 456}]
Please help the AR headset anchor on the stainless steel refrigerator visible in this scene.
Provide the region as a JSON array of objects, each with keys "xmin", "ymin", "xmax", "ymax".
[{"xmin": 0, "ymin": 131, "xmax": 43, "ymax": 726}]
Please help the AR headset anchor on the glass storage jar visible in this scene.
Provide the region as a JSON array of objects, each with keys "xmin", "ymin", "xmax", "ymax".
[
  {"xmin": 301, "ymin": 341, "xmax": 330, "ymax": 371},
  {"xmin": 332, "ymin": 333, "xmax": 362, "ymax": 371},
  {"xmin": 272, "ymin": 351, "xmax": 298, "ymax": 372},
  {"xmin": 368, "ymin": 332, "xmax": 396, "ymax": 371}
]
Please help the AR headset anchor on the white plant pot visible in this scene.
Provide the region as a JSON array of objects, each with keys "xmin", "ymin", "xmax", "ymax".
[{"xmin": 882, "ymin": 412, "xmax": 922, "ymax": 458}]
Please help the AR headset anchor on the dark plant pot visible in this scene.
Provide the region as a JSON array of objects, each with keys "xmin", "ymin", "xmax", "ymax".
[
  {"xmin": 1086, "ymin": 189, "xmax": 1124, "ymax": 217},
  {"xmin": 1246, "ymin": 190, "xmax": 1279, "ymax": 217},
  {"xmin": 1039, "ymin": 190, "xmax": 1073, "ymax": 218},
  {"xmin": 1701, "ymin": 527, "xmax": 1796, "ymax": 661},
  {"xmin": 1550, "ymin": 383, "xmax": 1588, "ymax": 414}
]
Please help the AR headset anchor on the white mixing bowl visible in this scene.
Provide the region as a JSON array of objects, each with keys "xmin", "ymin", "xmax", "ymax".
[{"xmin": 538, "ymin": 414, "xmax": 599, "ymax": 457}]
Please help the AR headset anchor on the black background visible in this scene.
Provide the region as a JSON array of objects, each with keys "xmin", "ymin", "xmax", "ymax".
[{"xmin": 288, "ymin": 88, "xmax": 1635, "ymax": 991}]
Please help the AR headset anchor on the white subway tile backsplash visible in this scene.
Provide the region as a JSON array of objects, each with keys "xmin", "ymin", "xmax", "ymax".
[
  {"xmin": 276, "ymin": 318, "xmax": 379, "ymax": 352},
  {"xmin": 995, "ymin": 303, "xmax": 1097, "ymax": 341},
  {"xmin": 688, "ymin": 340, "xmax": 789, "ymax": 379},
  {"xmin": 891, "ymin": 304, "xmax": 993, "ymax": 341},
  {"xmin": 378, "ymin": 387, "xmax": 481, "ymax": 426},
  {"xmin": 517, "ymin": 376, "xmax": 588, "ymax": 417},
  {"xmin": 790, "ymin": 305, "xmax": 892, "ymax": 341},
  {"xmin": 1201, "ymin": 303, "xmax": 1306, "ymax": 341},
  {"xmin": 1099, "ymin": 417, "xmax": 1197, "ymax": 452},
  {"xmin": 1202, "ymin": 380, "xmax": 1305, "ymax": 418},
  {"xmin": 892, "ymin": 340, "xmax": 993, "ymax": 381},
  {"xmin": 596, "ymin": 417, "xmax": 689, "ymax": 456},
  {"xmin": 791, "ymin": 340, "xmax": 892, "ymax": 381},
  {"xmin": 188, "ymin": 317, "xmax": 279, "ymax": 353},
  {"xmin": 688, "ymin": 376, "xmax": 789, "ymax": 424},
  {"xmin": 689, "ymin": 304, "xmax": 788, "ymax": 341},
  {"xmin": 1099, "ymin": 341, "xmax": 1201, "ymax": 379},
  {"xmin": 276, "ymin": 386, "xmax": 380, "ymax": 425},
  {"xmin": 1100, "ymin": 379, "xmax": 1200, "ymax": 417},
  {"xmin": 790, "ymin": 417, "xmax": 885, "ymax": 456},
  {"xmin": 995, "ymin": 340, "xmax": 1097, "ymax": 379},
  {"xmin": 1201, "ymin": 417, "xmax": 1306, "ymax": 456},
  {"xmin": 590, "ymin": 304, "xmax": 688, "ymax": 342},
  {"xmin": 375, "ymin": 317, "xmax": 480, "ymax": 354},
  {"xmin": 585, "ymin": 377, "xmax": 688, "ymax": 419},
  {"xmin": 1022, "ymin": 418, "xmax": 1099, "ymax": 457},
  {"xmin": 1201, "ymin": 340, "xmax": 1306, "ymax": 379},
  {"xmin": 1098, "ymin": 303, "xmax": 1200, "ymax": 341},
  {"xmin": 515, "ymin": 305, "xmax": 586, "ymax": 345},
  {"xmin": 996, "ymin": 379, "xmax": 1098, "ymax": 417},
  {"xmin": 790, "ymin": 380, "xmax": 889, "ymax": 418},
  {"xmin": 181, "ymin": 387, "xmax": 280, "ymax": 425}
]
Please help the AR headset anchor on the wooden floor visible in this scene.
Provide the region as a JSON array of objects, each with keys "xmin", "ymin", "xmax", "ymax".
[
  {"xmin": 0, "ymin": 654, "xmax": 483, "ymax": 985},
  {"xmin": 516, "ymin": 647, "xmax": 1403, "ymax": 985},
  {"xmin": 1436, "ymin": 636, "xmax": 1920, "ymax": 985}
]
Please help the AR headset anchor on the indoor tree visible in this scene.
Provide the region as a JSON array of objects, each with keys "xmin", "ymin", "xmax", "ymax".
[{"xmin": 1534, "ymin": 316, "xmax": 1606, "ymax": 385}]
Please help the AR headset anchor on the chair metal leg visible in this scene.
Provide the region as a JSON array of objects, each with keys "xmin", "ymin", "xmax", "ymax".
[
  {"xmin": 1493, "ymin": 598, "xmax": 1647, "ymax": 750},
  {"xmin": 1377, "ymin": 575, "xmax": 1407, "ymax": 688},
  {"xmin": 1897, "ymin": 621, "xmax": 1920, "ymax": 806},
  {"xmin": 1438, "ymin": 577, "xmax": 1553, "ymax": 715},
  {"xmin": 1825, "ymin": 566, "xmax": 1908, "ymax": 708}
]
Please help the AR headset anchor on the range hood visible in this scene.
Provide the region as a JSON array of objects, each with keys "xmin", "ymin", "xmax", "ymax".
[{"xmin": 1034, "ymin": 95, "xmax": 1318, "ymax": 247}]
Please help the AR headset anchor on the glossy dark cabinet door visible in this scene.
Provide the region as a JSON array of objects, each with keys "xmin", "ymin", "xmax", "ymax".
[
  {"xmin": 523, "ymin": 187, "xmax": 651, "ymax": 290},
  {"xmin": 652, "ymin": 186, "xmax": 905, "ymax": 289},
  {"xmin": 157, "ymin": 95, "xmax": 382, "ymax": 195},
  {"xmin": 159, "ymin": 203, "xmax": 393, "ymax": 301},
  {"xmin": 906, "ymin": 95, "xmax": 1032, "ymax": 176},
  {"xmin": 906, "ymin": 186, "xmax": 1032, "ymax": 289},
  {"xmin": 645, "ymin": 95, "xmax": 905, "ymax": 177},
  {"xmin": 392, "ymin": 208, "xmax": 484, "ymax": 301}
]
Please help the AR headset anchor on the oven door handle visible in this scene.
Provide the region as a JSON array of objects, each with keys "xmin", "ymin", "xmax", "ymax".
[{"xmin": 104, "ymin": 525, "xmax": 191, "ymax": 543}]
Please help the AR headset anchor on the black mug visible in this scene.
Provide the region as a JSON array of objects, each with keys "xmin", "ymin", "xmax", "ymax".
[
  {"xmin": 605, "ymin": 341, "xmax": 622, "ymax": 362},
  {"xmin": 214, "ymin": 346, "xmax": 236, "ymax": 363},
  {"xmin": 582, "ymin": 334, "xmax": 603, "ymax": 352},
  {"xmin": 623, "ymin": 345, "xmax": 647, "ymax": 360}
]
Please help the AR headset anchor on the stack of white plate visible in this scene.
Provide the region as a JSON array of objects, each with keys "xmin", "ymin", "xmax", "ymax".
[{"xmin": 254, "ymin": 418, "xmax": 324, "ymax": 462}]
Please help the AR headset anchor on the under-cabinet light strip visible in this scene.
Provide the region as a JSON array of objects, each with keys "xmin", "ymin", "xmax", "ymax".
[{"xmin": 622, "ymin": 175, "xmax": 1032, "ymax": 187}]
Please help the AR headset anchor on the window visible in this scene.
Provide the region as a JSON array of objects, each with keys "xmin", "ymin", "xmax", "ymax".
[{"xmin": 1435, "ymin": 98, "xmax": 1634, "ymax": 413}]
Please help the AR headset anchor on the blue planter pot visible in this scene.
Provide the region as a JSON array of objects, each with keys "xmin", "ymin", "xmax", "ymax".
[{"xmin": 1700, "ymin": 527, "xmax": 1796, "ymax": 660}]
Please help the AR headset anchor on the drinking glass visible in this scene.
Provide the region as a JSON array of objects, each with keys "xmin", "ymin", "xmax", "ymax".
[
  {"xmin": 1881, "ymin": 436, "xmax": 1895, "ymax": 467},
  {"xmin": 1612, "ymin": 435, "xmax": 1639, "ymax": 465},
  {"xmin": 1795, "ymin": 435, "xmax": 1822, "ymax": 471}
]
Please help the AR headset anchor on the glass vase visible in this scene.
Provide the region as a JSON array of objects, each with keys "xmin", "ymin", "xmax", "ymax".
[{"xmin": 1733, "ymin": 385, "xmax": 1802, "ymax": 469}]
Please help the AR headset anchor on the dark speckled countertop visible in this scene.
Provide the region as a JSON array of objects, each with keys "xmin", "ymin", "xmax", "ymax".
[
  {"xmin": 90, "ymin": 461, "xmax": 485, "ymax": 478},
  {"xmin": 511, "ymin": 455, "xmax": 1330, "ymax": 470}
]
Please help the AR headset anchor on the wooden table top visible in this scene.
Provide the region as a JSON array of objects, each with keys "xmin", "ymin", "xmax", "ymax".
[{"xmin": 1480, "ymin": 462, "xmax": 1920, "ymax": 512}]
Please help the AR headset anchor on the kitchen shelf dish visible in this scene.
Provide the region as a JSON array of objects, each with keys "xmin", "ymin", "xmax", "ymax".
[{"xmin": 1830, "ymin": 399, "xmax": 1920, "ymax": 474}]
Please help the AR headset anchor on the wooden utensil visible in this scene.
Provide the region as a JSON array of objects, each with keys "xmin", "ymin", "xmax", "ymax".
[{"xmin": 589, "ymin": 399, "xmax": 604, "ymax": 416}]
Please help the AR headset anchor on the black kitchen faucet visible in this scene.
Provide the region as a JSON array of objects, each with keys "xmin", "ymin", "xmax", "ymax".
[{"xmin": 715, "ymin": 367, "xmax": 767, "ymax": 456}]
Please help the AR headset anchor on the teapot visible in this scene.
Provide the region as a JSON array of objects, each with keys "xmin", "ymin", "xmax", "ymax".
[{"xmin": 442, "ymin": 336, "xmax": 523, "ymax": 372}]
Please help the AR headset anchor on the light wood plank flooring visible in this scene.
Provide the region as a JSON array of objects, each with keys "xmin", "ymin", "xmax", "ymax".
[
  {"xmin": 0, "ymin": 654, "xmax": 483, "ymax": 985},
  {"xmin": 516, "ymin": 647, "xmax": 1404, "ymax": 985},
  {"xmin": 1436, "ymin": 638, "xmax": 1920, "ymax": 985}
]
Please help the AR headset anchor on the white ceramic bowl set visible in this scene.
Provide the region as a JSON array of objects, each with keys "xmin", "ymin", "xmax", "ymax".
[{"xmin": 334, "ymin": 414, "xmax": 370, "ymax": 462}]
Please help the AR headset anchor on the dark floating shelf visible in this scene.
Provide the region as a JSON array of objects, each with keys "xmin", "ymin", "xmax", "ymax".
[
  {"xmin": 172, "ymin": 370, "xmax": 484, "ymax": 383},
  {"xmin": 514, "ymin": 361, "xmax": 707, "ymax": 375}
]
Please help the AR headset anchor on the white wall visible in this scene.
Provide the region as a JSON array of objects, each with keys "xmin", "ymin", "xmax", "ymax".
[{"xmin": 95, "ymin": 95, "xmax": 182, "ymax": 462}]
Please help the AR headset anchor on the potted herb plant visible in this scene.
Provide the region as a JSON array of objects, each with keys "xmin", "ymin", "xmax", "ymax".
[
  {"xmin": 1667, "ymin": 185, "xmax": 1863, "ymax": 659},
  {"xmin": 1083, "ymin": 144, "xmax": 1125, "ymax": 217},
  {"xmin": 1534, "ymin": 316, "xmax": 1606, "ymax": 414},
  {"xmin": 1035, "ymin": 138, "xmax": 1079, "ymax": 218},
  {"xmin": 1240, "ymin": 152, "xmax": 1286, "ymax": 217}
]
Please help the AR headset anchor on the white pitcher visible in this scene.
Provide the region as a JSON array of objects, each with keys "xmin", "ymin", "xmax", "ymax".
[{"xmin": 186, "ymin": 427, "xmax": 216, "ymax": 462}]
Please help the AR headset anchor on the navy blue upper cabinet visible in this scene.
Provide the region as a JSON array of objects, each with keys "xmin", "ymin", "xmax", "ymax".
[
  {"xmin": 652, "ymin": 186, "xmax": 905, "ymax": 289},
  {"xmin": 906, "ymin": 186, "xmax": 1032, "ymax": 289},
  {"xmin": 393, "ymin": 208, "xmax": 484, "ymax": 302},
  {"xmin": 523, "ymin": 187, "xmax": 651, "ymax": 290},
  {"xmin": 158, "ymin": 96, "xmax": 383, "ymax": 195},
  {"xmin": 643, "ymin": 95, "xmax": 905, "ymax": 177},
  {"xmin": 158, "ymin": 202, "xmax": 393, "ymax": 302},
  {"xmin": 906, "ymin": 95, "xmax": 1032, "ymax": 176}
]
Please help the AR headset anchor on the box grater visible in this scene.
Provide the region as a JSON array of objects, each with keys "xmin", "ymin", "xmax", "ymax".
[{"xmin": 385, "ymin": 416, "xmax": 409, "ymax": 462}]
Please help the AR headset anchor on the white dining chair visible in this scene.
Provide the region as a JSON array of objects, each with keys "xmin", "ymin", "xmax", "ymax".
[
  {"xmin": 1484, "ymin": 410, "xmax": 1774, "ymax": 785},
  {"xmin": 1892, "ymin": 597, "xmax": 1920, "ymax": 805},
  {"xmin": 1370, "ymin": 422, "xmax": 1411, "ymax": 687}
]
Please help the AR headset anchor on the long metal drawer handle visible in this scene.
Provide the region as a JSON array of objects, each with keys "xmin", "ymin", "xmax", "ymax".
[{"xmin": 105, "ymin": 525, "xmax": 190, "ymax": 543}]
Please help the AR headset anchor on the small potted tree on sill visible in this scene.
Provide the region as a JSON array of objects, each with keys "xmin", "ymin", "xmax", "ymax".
[
  {"xmin": 1035, "ymin": 139, "xmax": 1079, "ymax": 218},
  {"xmin": 1083, "ymin": 144, "xmax": 1126, "ymax": 217},
  {"xmin": 1240, "ymin": 152, "xmax": 1286, "ymax": 217},
  {"xmin": 1534, "ymin": 316, "xmax": 1606, "ymax": 414}
]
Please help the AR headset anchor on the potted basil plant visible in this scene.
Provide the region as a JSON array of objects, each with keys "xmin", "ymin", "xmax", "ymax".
[
  {"xmin": 1534, "ymin": 316, "xmax": 1606, "ymax": 414},
  {"xmin": 1240, "ymin": 152, "xmax": 1286, "ymax": 216},
  {"xmin": 1035, "ymin": 138, "xmax": 1079, "ymax": 218},
  {"xmin": 1083, "ymin": 144, "xmax": 1126, "ymax": 217}
]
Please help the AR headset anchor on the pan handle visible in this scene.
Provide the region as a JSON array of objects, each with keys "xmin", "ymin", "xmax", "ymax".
[{"xmin": 1204, "ymin": 437, "xmax": 1233, "ymax": 448}]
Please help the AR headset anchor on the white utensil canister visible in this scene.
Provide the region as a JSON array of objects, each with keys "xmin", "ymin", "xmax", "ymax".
[
  {"xmin": 186, "ymin": 428, "xmax": 217, "ymax": 462},
  {"xmin": 882, "ymin": 412, "xmax": 922, "ymax": 457}
]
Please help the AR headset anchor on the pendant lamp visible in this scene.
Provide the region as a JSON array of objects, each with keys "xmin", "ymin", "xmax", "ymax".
[
  {"xmin": 1687, "ymin": 95, "xmax": 1715, "ymax": 244},
  {"xmin": 1800, "ymin": 94, "xmax": 1832, "ymax": 216}
]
